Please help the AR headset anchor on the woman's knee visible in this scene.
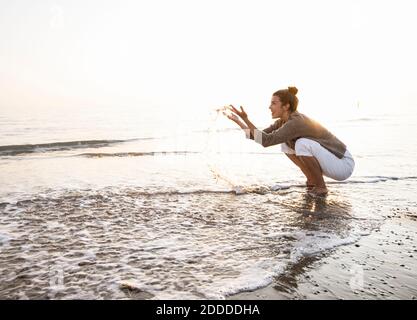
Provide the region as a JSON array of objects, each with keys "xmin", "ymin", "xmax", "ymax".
[
  {"xmin": 294, "ymin": 138, "xmax": 317, "ymax": 157},
  {"xmin": 281, "ymin": 142, "xmax": 295, "ymax": 155}
]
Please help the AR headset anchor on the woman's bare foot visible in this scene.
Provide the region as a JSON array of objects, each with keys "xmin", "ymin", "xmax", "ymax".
[{"xmin": 308, "ymin": 186, "xmax": 328, "ymax": 197}]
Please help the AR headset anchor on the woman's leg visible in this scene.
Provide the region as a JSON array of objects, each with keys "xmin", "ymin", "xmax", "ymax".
[
  {"xmin": 285, "ymin": 154, "xmax": 316, "ymax": 189},
  {"xmin": 297, "ymin": 156, "xmax": 328, "ymax": 195},
  {"xmin": 282, "ymin": 141, "xmax": 329, "ymax": 195}
]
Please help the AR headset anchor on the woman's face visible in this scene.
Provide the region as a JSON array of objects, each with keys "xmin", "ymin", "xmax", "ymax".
[{"xmin": 269, "ymin": 95, "xmax": 288, "ymax": 119}]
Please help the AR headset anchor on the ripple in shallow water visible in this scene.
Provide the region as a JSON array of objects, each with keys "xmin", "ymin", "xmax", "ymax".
[{"xmin": 0, "ymin": 187, "xmax": 382, "ymax": 299}]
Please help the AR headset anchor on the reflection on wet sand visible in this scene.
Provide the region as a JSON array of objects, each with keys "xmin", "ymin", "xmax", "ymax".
[{"xmin": 269, "ymin": 192, "xmax": 353, "ymax": 295}]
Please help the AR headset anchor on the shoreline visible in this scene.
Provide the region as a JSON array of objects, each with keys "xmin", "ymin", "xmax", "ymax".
[{"xmin": 229, "ymin": 214, "xmax": 417, "ymax": 300}]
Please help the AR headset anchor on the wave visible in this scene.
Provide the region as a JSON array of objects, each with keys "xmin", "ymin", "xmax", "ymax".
[
  {"xmin": 76, "ymin": 151, "xmax": 201, "ymax": 158},
  {"xmin": 75, "ymin": 151, "xmax": 281, "ymax": 158},
  {"xmin": 326, "ymin": 176, "xmax": 417, "ymax": 184},
  {"xmin": 0, "ymin": 129, "xmax": 237, "ymax": 157},
  {"xmin": 230, "ymin": 176, "xmax": 417, "ymax": 195},
  {"xmin": 42, "ymin": 176, "xmax": 417, "ymax": 198},
  {"xmin": 344, "ymin": 117, "xmax": 377, "ymax": 122},
  {"xmin": 3, "ymin": 176, "xmax": 412, "ymax": 206},
  {"xmin": 0, "ymin": 138, "xmax": 146, "ymax": 156},
  {"xmin": 161, "ymin": 176, "xmax": 417, "ymax": 196}
]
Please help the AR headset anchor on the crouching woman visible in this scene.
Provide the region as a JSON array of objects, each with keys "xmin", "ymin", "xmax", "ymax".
[{"xmin": 225, "ymin": 86, "xmax": 355, "ymax": 196}]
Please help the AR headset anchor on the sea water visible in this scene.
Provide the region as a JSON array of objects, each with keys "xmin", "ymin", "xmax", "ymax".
[{"xmin": 0, "ymin": 105, "xmax": 416, "ymax": 299}]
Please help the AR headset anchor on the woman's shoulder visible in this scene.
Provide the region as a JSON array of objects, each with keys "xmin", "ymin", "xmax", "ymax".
[
  {"xmin": 290, "ymin": 111, "xmax": 320, "ymax": 123},
  {"xmin": 288, "ymin": 111, "xmax": 307, "ymax": 121},
  {"xmin": 289, "ymin": 112, "xmax": 328, "ymax": 133},
  {"xmin": 287, "ymin": 112, "xmax": 321, "ymax": 129}
]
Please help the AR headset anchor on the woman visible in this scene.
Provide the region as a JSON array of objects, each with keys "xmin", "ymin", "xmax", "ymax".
[{"xmin": 225, "ymin": 86, "xmax": 355, "ymax": 196}]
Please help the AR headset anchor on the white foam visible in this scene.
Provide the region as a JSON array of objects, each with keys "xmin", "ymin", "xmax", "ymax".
[
  {"xmin": 289, "ymin": 232, "xmax": 361, "ymax": 262},
  {"xmin": 0, "ymin": 232, "xmax": 12, "ymax": 247},
  {"xmin": 270, "ymin": 184, "xmax": 292, "ymax": 191}
]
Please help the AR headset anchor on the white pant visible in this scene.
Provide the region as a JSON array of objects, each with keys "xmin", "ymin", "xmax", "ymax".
[{"xmin": 281, "ymin": 138, "xmax": 355, "ymax": 181}]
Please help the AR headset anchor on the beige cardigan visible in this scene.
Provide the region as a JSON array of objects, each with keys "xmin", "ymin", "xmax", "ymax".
[{"xmin": 245, "ymin": 111, "xmax": 347, "ymax": 159}]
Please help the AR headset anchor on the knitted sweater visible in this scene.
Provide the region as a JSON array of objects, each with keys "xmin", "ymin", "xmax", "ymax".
[{"xmin": 245, "ymin": 111, "xmax": 347, "ymax": 159}]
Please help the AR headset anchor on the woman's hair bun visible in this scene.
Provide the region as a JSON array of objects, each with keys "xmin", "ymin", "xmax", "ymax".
[{"xmin": 288, "ymin": 86, "xmax": 298, "ymax": 95}]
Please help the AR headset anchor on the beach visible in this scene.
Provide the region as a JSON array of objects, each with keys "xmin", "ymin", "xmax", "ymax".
[{"xmin": 2, "ymin": 0, "xmax": 417, "ymax": 301}]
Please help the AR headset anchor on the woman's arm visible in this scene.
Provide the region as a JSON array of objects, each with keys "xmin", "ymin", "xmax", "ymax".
[
  {"xmin": 224, "ymin": 112, "xmax": 249, "ymax": 130},
  {"xmin": 225, "ymin": 105, "xmax": 298, "ymax": 147},
  {"xmin": 240, "ymin": 115, "xmax": 257, "ymax": 138},
  {"xmin": 228, "ymin": 105, "xmax": 258, "ymax": 138}
]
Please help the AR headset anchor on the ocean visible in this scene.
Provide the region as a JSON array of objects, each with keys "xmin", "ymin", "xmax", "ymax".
[{"xmin": 1, "ymin": 105, "xmax": 416, "ymax": 299}]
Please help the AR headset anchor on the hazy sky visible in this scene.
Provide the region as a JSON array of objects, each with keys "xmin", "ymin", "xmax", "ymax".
[{"xmin": 1, "ymin": 0, "xmax": 416, "ymax": 121}]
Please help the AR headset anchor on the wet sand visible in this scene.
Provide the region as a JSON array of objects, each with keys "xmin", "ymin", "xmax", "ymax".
[{"xmin": 229, "ymin": 212, "xmax": 417, "ymax": 300}]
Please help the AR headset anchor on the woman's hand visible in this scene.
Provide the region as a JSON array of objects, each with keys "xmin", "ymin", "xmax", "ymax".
[
  {"xmin": 228, "ymin": 105, "xmax": 248, "ymax": 120},
  {"xmin": 223, "ymin": 111, "xmax": 240, "ymax": 123},
  {"xmin": 221, "ymin": 106, "xmax": 248, "ymax": 130}
]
